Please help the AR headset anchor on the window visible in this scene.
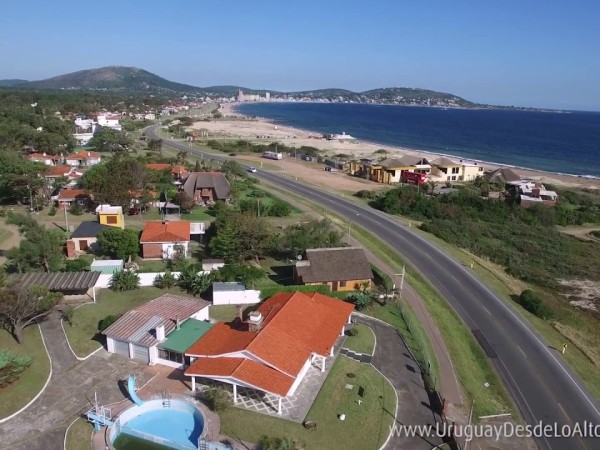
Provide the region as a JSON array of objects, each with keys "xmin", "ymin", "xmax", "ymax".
[
  {"xmin": 452, "ymin": 167, "xmax": 460, "ymax": 174},
  {"xmin": 158, "ymin": 349, "xmax": 184, "ymax": 364},
  {"xmin": 106, "ymin": 215, "xmax": 118, "ymax": 224},
  {"xmin": 340, "ymin": 280, "xmax": 347, "ymax": 288}
]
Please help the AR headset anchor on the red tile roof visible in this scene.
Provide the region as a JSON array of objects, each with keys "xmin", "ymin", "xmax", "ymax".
[
  {"xmin": 186, "ymin": 291, "xmax": 354, "ymax": 378},
  {"xmin": 45, "ymin": 165, "xmax": 72, "ymax": 177},
  {"xmin": 67, "ymin": 151, "xmax": 101, "ymax": 160},
  {"xmin": 28, "ymin": 153, "xmax": 61, "ymax": 161},
  {"xmin": 146, "ymin": 163, "xmax": 188, "ymax": 176},
  {"xmin": 57, "ymin": 189, "xmax": 90, "ymax": 201},
  {"xmin": 185, "ymin": 357, "xmax": 295, "ymax": 397},
  {"xmin": 140, "ymin": 221, "xmax": 191, "ymax": 243}
]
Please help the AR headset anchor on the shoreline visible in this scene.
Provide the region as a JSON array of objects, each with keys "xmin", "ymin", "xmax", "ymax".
[{"xmin": 215, "ymin": 102, "xmax": 600, "ymax": 189}]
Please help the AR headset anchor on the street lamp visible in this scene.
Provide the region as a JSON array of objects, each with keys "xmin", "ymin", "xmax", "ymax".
[{"xmin": 466, "ymin": 381, "xmax": 490, "ymax": 449}]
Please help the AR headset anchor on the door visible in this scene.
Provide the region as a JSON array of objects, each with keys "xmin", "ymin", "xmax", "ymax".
[
  {"xmin": 113, "ymin": 339, "xmax": 129, "ymax": 357},
  {"xmin": 132, "ymin": 344, "xmax": 150, "ymax": 364},
  {"xmin": 331, "ymin": 281, "xmax": 338, "ymax": 292},
  {"xmin": 79, "ymin": 240, "xmax": 89, "ymax": 251}
]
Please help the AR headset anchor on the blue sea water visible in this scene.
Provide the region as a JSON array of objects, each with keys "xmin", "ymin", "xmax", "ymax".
[{"xmin": 236, "ymin": 103, "xmax": 600, "ymax": 178}]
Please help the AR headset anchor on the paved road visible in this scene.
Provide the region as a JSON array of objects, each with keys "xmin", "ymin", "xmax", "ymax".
[
  {"xmin": 151, "ymin": 127, "xmax": 600, "ymax": 449},
  {"xmin": 355, "ymin": 315, "xmax": 444, "ymax": 449}
]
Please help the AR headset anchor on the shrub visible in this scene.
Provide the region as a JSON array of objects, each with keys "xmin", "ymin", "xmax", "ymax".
[
  {"xmin": 69, "ymin": 203, "xmax": 83, "ymax": 215},
  {"xmin": 268, "ymin": 199, "xmax": 292, "ymax": 217},
  {"xmin": 355, "ymin": 190, "xmax": 379, "ymax": 200},
  {"xmin": 0, "ymin": 350, "xmax": 32, "ymax": 388},
  {"xmin": 347, "ymin": 327, "xmax": 359, "ymax": 337},
  {"xmin": 177, "ymin": 265, "xmax": 212, "ymax": 296},
  {"xmin": 48, "ymin": 205, "xmax": 57, "ymax": 216},
  {"xmin": 516, "ymin": 290, "xmax": 554, "ymax": 319},
  {"xmin": 98, "ymin": 314, "xmax": 121, "ymax": 331},
  {"xmin": 62, "ymin": 306, "xmax": 75, "ymax": 326},
  {"xmin": 64, "ymin": 256, "xmax": 91, "ymax": 272},
  {"xmin": 110, "ymin": 270, "xmax": 140, "ymax": 292},
  {"xmin": 346, "ymin": 292, "xmax": 372, "ymax": 310},
  {"xmin": 154, "ymin": 271, "xmax": 177, "ymax": 289},
  {"xmin": 206, "ymin": 386, "xmax": 232, "ymax": 412}
]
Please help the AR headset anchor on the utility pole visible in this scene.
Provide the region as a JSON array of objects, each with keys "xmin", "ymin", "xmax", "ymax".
[{"xmin": 64, "ymin": 204, "xmax": 69, "ymax": 233}]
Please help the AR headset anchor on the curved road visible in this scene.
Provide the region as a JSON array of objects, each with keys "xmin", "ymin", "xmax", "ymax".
[{"xmin": 149, "ymin": 127, "xmax": 600, "ymax": 449}]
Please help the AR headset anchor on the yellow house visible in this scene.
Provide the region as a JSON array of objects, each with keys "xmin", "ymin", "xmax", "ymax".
[
  {"xmin": 294, "ymin": 247, "xmax": 373, "ymax": 292},
  {"xmin": 349, "ymin": 156, "xmax": 431, "ymax": 184},
  {"xmin": 431, "ymin": 157, "xmax": 485, "ymax": 182},
  {"xmin": 96, "ymin": 205, "xmax": 125, "ymax": 229}
]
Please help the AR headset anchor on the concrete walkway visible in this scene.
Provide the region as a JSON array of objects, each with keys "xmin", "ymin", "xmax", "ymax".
[
  {"xmin": 356, "ymin": 316, "xmax": 443, "ymax": 449},
  {"xmin": 0, "ymin": 310, "xmax": 144, "ymax": 450},
  {"xmin": 349, "ymin": 236, "xmax": 464, "ymax": 408}
]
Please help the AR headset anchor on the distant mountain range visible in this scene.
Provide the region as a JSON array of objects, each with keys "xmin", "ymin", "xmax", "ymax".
[{"xmin": 0, "ymin": 65, "xmax": 523, "ymax": 109}]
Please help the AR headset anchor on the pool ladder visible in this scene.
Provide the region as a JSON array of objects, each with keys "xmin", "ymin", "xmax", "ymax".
[{"xmin": 162, "ymin": 399, "xmax": 171, "ymax": 408}]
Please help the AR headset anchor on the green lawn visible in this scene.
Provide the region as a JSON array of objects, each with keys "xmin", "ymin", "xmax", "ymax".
[
  {"xmin": 219, "ymin": 357, "xmax": 395, "ymax": 450},
  {"xmin": 0, "ymin": 326, "xmax": 51, "ymax": 419},
  {"xmin": 209, "ymin": 305, "xmax": 238, "ymax": 322},
  {"xmin": 136, "ymin": 259, "xmax": 170, "ymax": 272},
  {"xmin": 65, "ymin": 418, "xmax": 93, "ymax": 450},
  {"xmin": 344, "ymin": 323, "xmax": 375, "ymax": 355},
  {"xmin": 63, "ymin": 287, "xmax": 185, "ymax": 357}
]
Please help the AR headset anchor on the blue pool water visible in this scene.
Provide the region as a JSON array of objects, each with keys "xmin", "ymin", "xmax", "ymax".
[
  {"xmin": 124, "ymin": 408, "xmax": 203, "ymax": 447},
  {"xmin": 111, "ymin": 399, "xmax": 204, "ymax": 450}
]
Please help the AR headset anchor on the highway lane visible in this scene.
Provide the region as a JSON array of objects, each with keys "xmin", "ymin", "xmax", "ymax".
[{"xmin": 149, "ymin": 128, "xmax": 600, "ymax": 449}]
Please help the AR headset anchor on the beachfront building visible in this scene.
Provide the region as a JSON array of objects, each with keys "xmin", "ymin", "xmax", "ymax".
[
  {"xmin": 430, "ymin": 157, "xmax": 485, "ymax": 182},
  {"xmin": 185, "ymin": 291, "xmax": 354, "ymax": 414},
  {"xmin": 507, "ymin": 181, "xmax": 559, "ymax": 207},
  {"xmin": 140, "ymin": 221, "xmax": 191, "ymax": 259},
  {"xmin": 349, "ymin": 156, "xmax": 431, "ymax": 184},
  {"xmin": 181, "ymin": 171, "xmax": 231, "ymax": 205}
]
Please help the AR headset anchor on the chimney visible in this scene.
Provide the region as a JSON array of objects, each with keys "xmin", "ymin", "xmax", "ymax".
[
  {"xmin": 176, "ymin": 317, "xmax": 181, "ymax": 330},
  {"xmin": 87, "ymin": 151, "xmax": 91, "ymax": 157},
  {"xmin": 247, "ymin": 311, "xmax": 263, "ymax": 333},
  {"xmin": 237, "ymin": 305, "xmax": 244, "ymax": 322},
  {"xmin": 43, "ymin": 152, "xmax": 47, "ymax": 156},
  {"xmin": 156, "ymin": 325, "xmax": 165, "ymax": 341}
]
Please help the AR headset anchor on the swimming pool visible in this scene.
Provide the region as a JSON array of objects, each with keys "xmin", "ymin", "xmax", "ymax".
[{"xmin": 109, "ymin": 399, "xmax": 204, "ymax": 450}]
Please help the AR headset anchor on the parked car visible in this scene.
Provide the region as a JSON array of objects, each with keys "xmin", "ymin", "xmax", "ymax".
[
  {"xmin": 247, "ymin": 167, "xmax": 257, "ymax": 173},
  {"xmin": 229, "ymin": 152, "xmax": 237, "ymax": 157},
  {"xmin": 128, "ymin": 207, "xmax": 141, "ymax": 215}
]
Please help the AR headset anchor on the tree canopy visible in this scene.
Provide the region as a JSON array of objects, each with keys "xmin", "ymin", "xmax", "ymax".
[
  {"xmin": 88, "ymin": 127, "xmax": 132, "ymax": 153},
  {"xmin": 97, "ymin": 228, "xmax": 140, "ymax": 260}
]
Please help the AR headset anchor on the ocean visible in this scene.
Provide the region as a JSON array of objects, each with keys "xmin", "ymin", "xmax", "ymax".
[{"xmin": 235, "ymin": 103, "xmax": 600, "ymax": 178}]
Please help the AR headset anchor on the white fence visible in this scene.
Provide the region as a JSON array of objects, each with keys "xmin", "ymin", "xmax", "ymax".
[
  {"xmin": 212, "ymin": 289, "xmax": 261, "ymax": 305},
  {"xmin": 95, "ymin": 271, "xmax": 211, "ymax": 288}
]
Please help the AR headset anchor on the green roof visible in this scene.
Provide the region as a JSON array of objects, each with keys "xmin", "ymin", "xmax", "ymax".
[{"xmin": 159, "ymin": 319, "xmax": 214, "ymax": 353}]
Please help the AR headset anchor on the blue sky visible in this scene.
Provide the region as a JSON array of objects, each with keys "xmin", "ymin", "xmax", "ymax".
[{"xmin": 1, "ymin": 1, "xmax": 599, "ymax": 110}]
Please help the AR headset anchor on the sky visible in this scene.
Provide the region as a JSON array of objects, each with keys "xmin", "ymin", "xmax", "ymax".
[{"xmin": 1, "ymin": 1, "xmax": 599, "ymax": 110}]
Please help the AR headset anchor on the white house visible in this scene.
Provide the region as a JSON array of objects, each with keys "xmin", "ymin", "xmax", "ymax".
[
  {"xmin": 65, "ymin": 151, "xmax": 102, "ymax": 167},
  {"xmin": 97, "ymin": 114, "xmax": 122, "ymax": 131},
  {"xmin": 103, "ymin": 294, "xmax": 211, "ymax": 367}
]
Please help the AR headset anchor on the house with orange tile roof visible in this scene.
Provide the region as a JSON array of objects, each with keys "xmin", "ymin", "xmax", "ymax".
[
  {"xmin": 27, "ymin": 152, "xmax": 62, "ymax": 166},
  {"xmin": 140, "ymin": 220, "xmax": 191, "ymax": 259},
  {"xmin": 43, "ymin": 165, "xmax": 73, "ymax": 184},
  {"xmin": 65, "ymin": 150, "xmax": 102, "ymax": 167},
  {"xmin": 55, "ymin": 189, "xmax": 91, "ymax": 209},
  {"xmin": 146, "ymin": 163, "xmax": 189, "ymax": 180},
  {"xmin": 185, "ymin": 291, "xmax": 354, "ymax": 414}
]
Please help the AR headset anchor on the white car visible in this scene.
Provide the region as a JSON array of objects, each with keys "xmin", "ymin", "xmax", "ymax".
[{"xmin": 248, "ymin": 167, "xmax": 257, "ymax": 173}]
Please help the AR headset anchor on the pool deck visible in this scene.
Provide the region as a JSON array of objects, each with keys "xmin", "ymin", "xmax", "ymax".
[{"xmin": 92, "ymin": 365, "xmax": 223, "ymax": 450}]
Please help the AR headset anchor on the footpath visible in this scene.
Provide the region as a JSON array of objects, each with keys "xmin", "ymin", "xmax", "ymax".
[{"xmin": 348, "ymin": 236, "xmax": 464, "ymax": 408}]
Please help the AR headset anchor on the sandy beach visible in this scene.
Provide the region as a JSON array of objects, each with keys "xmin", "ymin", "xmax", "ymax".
[{"xmin": 190, "ymin": 103, "xmax": 600, "ymax": 190}]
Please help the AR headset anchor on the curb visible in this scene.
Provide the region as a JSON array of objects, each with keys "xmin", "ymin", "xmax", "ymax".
[
  {"xmin": 0, "ymin": 324, "xmax": 53, "ymax": 424},
  {"xmin": 60, "ymin": 302, "xmax": 103, "ymax": 361},
  {"xmin": 372, "ymin": 362, "xmax": 399, "ymax": 450}
]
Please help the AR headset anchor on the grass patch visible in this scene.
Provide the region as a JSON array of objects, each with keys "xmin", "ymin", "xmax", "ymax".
[
  {"xmin": 0, "ymin": 226, "xmax": 12, "ymax": 244},
  {"xmin": 65, "ymin": 418, "xmax": 93, "ymax": 450},
  {"xmin": 63, "ymin": 287, "xmax": 184, "ymax": 357},
  {"xmin": 344, "ymin": 323, "xmax": 375, "ymax": 355},
  {"xmin": 209, "ymin": 305, "xmax": 238, "ymax": 322},
  {"xmin": 136, "ymin": 259, "xmax": 169, "ymax": 272},
  {"xmin": 0, "ymin": 326, "xmax": 51, "ymax": 419},
  {"xmin": 219, "ymin": 357, "xmax": 395, "ymax": 449}
]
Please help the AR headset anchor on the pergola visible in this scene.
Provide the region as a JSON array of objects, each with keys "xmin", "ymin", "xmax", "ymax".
[{"xmin": 9, "ymin": 271, "xmax": 101, "ymax": 301}]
